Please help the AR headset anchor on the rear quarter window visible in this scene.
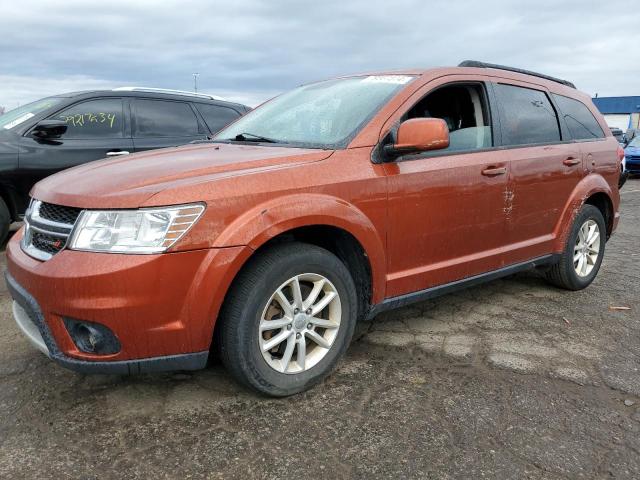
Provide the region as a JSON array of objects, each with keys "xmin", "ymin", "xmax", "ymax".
[
  {"xmin": 194, "ymin": 104, "xmax": 241, "ymax": 133},
  {"xmin": 494, "ymin": 83, "xmax": 561, "ymax": 146},
  {"xmin": 551, "ymin": 94, "xmax": 605, "ymax": 140}
]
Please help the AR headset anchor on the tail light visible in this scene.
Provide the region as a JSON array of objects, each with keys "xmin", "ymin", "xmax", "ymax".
[{"xmin": 617, "ymin": 145, "xmax": 625, "ymax": 162}]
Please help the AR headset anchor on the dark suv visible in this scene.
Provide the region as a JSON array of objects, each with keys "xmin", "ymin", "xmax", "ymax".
[{"xmin": 0, "ymin": 88, "xmax": 249, "ymax": 243}]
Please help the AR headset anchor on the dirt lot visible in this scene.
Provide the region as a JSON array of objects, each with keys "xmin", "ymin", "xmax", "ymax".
[{"xmin": 1, "ymin": 184, "xmax": 639, "ymax": 479}]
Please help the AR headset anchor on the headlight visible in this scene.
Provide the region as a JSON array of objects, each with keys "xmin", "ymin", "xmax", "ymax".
[{"xmin": 69, "ymin": 204, "xmax": 205, "ymax": 254}]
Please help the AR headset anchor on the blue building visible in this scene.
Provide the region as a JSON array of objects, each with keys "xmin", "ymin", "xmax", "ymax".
[{"xmin": 592, "ymin": 96, "xmax": 640, "ymax": 131}]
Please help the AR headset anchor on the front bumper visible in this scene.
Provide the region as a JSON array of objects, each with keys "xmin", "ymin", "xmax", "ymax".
[
  {"xmin": 6, "ymin": 271, "xmax": 208, "ymax": 374},
  {"xmin": 12, "ymin": 298, "xmax": 48, "ymax": 356},
  {"xmin": 5, "ymin": 229, "xmax": 249, "ymax": 374},
  {"xmin": 626, "ymin": 158, "xmax": 640, "ymax": 174}
]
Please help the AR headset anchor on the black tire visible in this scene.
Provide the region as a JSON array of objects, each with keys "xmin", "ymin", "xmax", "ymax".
[
  {"xmin": 545, "ymin": 204, "xmax": 606, "ymax": 290},
  {"xmin": 0, "ymin": 198, "xmax": 10, "ymax": 247},
  {"xmin": 218, "ymin": 242, "xmax": 358, "ymax": 397},
  {"xmin": 619, "ymin": 171, "xmax": 629, "ymax": 189}
]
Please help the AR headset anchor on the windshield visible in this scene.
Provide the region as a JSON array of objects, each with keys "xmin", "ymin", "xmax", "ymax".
[
  {"xmin": 0, "ymin": 97, "xmax": 63, "ymax": 130},
  {"xmin": 214, "ymin": 75, "xmax": 415, "ymax": 148},
  {"xmin": 628, "ymin": 136, "xmax": 640, "ymax": 148}
]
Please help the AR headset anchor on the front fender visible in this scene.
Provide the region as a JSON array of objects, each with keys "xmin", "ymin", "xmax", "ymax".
[
  {"xmin": 552, "ymin": 173, "xmax": 619, "ymax": 251},
  {"xmin": 212, "ymin": 193, "xmax": 387, "ymax": 303}
]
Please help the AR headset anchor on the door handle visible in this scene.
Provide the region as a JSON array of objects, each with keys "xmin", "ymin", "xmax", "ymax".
[
  {"xmin": 563, "ymin": 157, "xmax": 580, "ymax": 166},
  {"xmin": 481, "ymin": 166, "xmax": 507, "ymax": 176},
  {"xmin": 106, "ymin": 150, "xmax": 130, "ymax": 157}
]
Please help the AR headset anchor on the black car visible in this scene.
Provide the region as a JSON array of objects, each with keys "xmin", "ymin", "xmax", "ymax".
[
  {"xmin": 610, "ymin": 127, "xmax": 625, "ymax": 144},
  {"xmin": 0, "ymin": 88, "xmax": 250, "ymax": 243}
]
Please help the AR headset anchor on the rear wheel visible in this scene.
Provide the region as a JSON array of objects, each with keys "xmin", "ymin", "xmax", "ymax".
[
  {"xmin": 218, "ymin": 242, "xmax": 358, "ymax": 396},
  {"xmin": 0, "ymin": 198, "xmax": 10, "ymax": 246},
  {"xmin": 545, "ymin": 204, "xmax": 606, "ymax": 290}
]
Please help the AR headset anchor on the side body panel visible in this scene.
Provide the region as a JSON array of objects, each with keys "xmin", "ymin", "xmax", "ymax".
[
  {"xmin": 372, "ymin": 74, "xmax": 512, "ymax": 297},
  {"xmin": 383, "ymin": 150, "xmax": 510, "ymax": 297},
  {"xmin": 0, "ymin": 132, "xmax": 21, "ymax": 218},
  {"xmin": 489, "ymin": 78, "xmax": 586, "ymax": 263}
]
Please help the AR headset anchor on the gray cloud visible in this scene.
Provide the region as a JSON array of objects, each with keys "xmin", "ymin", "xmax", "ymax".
[{"xmin": 1, "ymin": 0, "xmax": 637, "ymax": 109}]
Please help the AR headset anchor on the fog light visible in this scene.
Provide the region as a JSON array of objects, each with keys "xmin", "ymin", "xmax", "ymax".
[
  {"xmin": 77, "ymin": 325, "xmax": 101, "ymax": 352},
  {"xmin": 63, "ymin": 318, "xmax": 121, "ymax": 355}
]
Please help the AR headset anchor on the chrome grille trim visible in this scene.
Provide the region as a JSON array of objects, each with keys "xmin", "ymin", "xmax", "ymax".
[
  {"xmin": 31, "ymin": 208, "xmax": 75, "ymax": 233},
  {"xmin": 27, "ymin": 222, "xmax": 71, "ymax": 236},
  {"xmin": 21, "ymin": 200, "xmax": 81, "ymax": 261}
]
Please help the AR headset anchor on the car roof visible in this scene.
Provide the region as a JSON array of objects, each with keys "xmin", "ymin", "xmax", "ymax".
[
  {"xmin": 334, "ymin": 62, "xmax": 581, "ymax": 98},
  {"xmin": 56, "ymin": 89, "xmax": 249, "ymax": 110}
]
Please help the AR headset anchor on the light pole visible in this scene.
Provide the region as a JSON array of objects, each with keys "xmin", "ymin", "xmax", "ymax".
[{"xmin": 192, "ymin": 73, "xmax": 200, "ymax": 93}]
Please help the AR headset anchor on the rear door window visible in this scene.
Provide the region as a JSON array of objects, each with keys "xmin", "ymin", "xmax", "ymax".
[
  {"xmin": 53, "ymin": 98, "xmax": 125, "ymax": 139},
  {"xmin": 133, "ymin": 99, "xmax": 202, "ymax": 137},
  {"xmin": 195, "ymin": 104, "xmax": 241, "ymax": 133},
  {"xmin": 552, "ymin": 94, "xmax": 605, "ymax": 140},
  {"xmin": 494, "ymin": 84, "xmax": 561, "ymax": 146}
]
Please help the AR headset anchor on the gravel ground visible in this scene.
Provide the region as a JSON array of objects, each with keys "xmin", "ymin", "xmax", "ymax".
[{"xmin": 1, "ymin": 183, "xmax": 639, "ymax": 479}]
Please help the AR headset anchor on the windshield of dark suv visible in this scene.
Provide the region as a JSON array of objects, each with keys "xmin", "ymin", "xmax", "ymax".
[
  {"xmin": 0, "ymin": 97, "xmax": 64, "ymax": 131},
  {"xmin": 214, "ymin": 75, "xmax": 416, "ymax": 148}
]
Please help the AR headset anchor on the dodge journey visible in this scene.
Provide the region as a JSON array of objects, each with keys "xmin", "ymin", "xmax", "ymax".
[{"xmin": 5, "ymin": 61, "xmax": 621, "ymax": 396}]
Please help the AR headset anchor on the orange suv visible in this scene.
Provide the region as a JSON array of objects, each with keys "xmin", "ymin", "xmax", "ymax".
[{"xmin": 5, "ymin": 61, "xmax": 621, "ymax": 396}]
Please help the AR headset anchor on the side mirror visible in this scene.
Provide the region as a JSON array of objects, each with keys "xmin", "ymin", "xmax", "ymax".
[
  {"xmin": 384, "ymin": 118, "xmax": 449, "ymax": 160},
  {"xmin": 31, "ymin": 120, "xmax": 68, "ymax": 139}
]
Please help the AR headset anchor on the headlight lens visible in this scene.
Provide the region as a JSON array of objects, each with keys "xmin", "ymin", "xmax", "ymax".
[{"xmin": 69, "ymin": 204, "xmax": 205, "ymax": 253}]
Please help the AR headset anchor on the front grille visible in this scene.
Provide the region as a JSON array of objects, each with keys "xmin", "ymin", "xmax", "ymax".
[
  {"xmin": 626, "ymin": 155, "xmax": 640, "ymax": 163},
  {"xmin": 31, "ymin": 231, "xmax": 66, "ymax": 255},
  {"xmin": 39, "ymin": 202, "xmax": 82, "ymax": 225},
  {"xmin": 21, "ymin": 200, "xmax": 81, "ymax": 261}
]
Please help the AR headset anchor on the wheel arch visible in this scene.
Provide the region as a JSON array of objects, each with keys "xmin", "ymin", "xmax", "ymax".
[
  {"xmin": 209, "ymin": 194, "xmax": 386, "ymax": 337},
  {"xmin": 209, "ymin": 222, "xmax": 382, "ymax": 353},
  {"xmin": 552, "ymin": 174, "xmax": 617, "ymax": 251},
  {"xmin": 584, "ymin": 192, "xmax": 614, "ymax": 238},
  {"xmin": 251, "ymin": 224, "xmax": 374, "ymax": 322}
]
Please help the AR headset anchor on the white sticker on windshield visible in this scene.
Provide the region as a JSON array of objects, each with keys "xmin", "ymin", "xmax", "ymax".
[
  {"xmin": 3, "ymin": 112, "xmax": 35, "ymax": 129},
  {"xmin": 361, "ymin": 75, "xmax": 413, "ymax": 85}
]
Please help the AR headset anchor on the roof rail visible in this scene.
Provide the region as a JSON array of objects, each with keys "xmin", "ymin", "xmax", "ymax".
[
  {"xmin": 112, "ymin": 87, "xmax": 227, "ymax": 101},
  {"xmin": 458, "ymin": 60, "xmax": 576, "ymax": 89}
]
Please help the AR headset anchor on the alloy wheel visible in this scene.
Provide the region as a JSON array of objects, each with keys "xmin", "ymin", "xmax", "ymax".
[
  {"xmin": 573, "ymin": 219, "xmax": 600, "ymax": 277},
  {"xmin": 259, "ymin": 273, "xmax": 341, "ymax": 374}
]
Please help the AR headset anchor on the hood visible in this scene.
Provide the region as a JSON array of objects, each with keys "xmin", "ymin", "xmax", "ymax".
[
  {"xmin": 32, "ymin": 142, "xmax": 334, "ymax": 208},
  {"xmin": 624, "ymin": 145, "xmax": 640, "ymax": 156}
]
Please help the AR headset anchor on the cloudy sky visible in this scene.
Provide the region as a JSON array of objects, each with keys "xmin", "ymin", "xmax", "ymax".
[{"xmin": 1, "ymin": 0, "xmax": 637, "ymax": 110}]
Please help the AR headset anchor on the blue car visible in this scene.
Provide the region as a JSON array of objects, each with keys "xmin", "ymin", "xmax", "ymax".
[{"xmin": 625, "ymin": 136, "xmax": 640, "ymax": 175}]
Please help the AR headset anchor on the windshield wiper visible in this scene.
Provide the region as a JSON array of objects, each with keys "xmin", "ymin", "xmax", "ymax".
[{"xmin": 232, "ymin": 132, "xmax": 280, "ymax": 143}]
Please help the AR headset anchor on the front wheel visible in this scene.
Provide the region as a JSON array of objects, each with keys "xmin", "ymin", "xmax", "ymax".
[
  {"xmin": 545, "ymin": 204, "xmax": 606, "ymax": 290},
  {"xmin": 218, "ymin": 242, "xmax": 358, "ymax": 396}
]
